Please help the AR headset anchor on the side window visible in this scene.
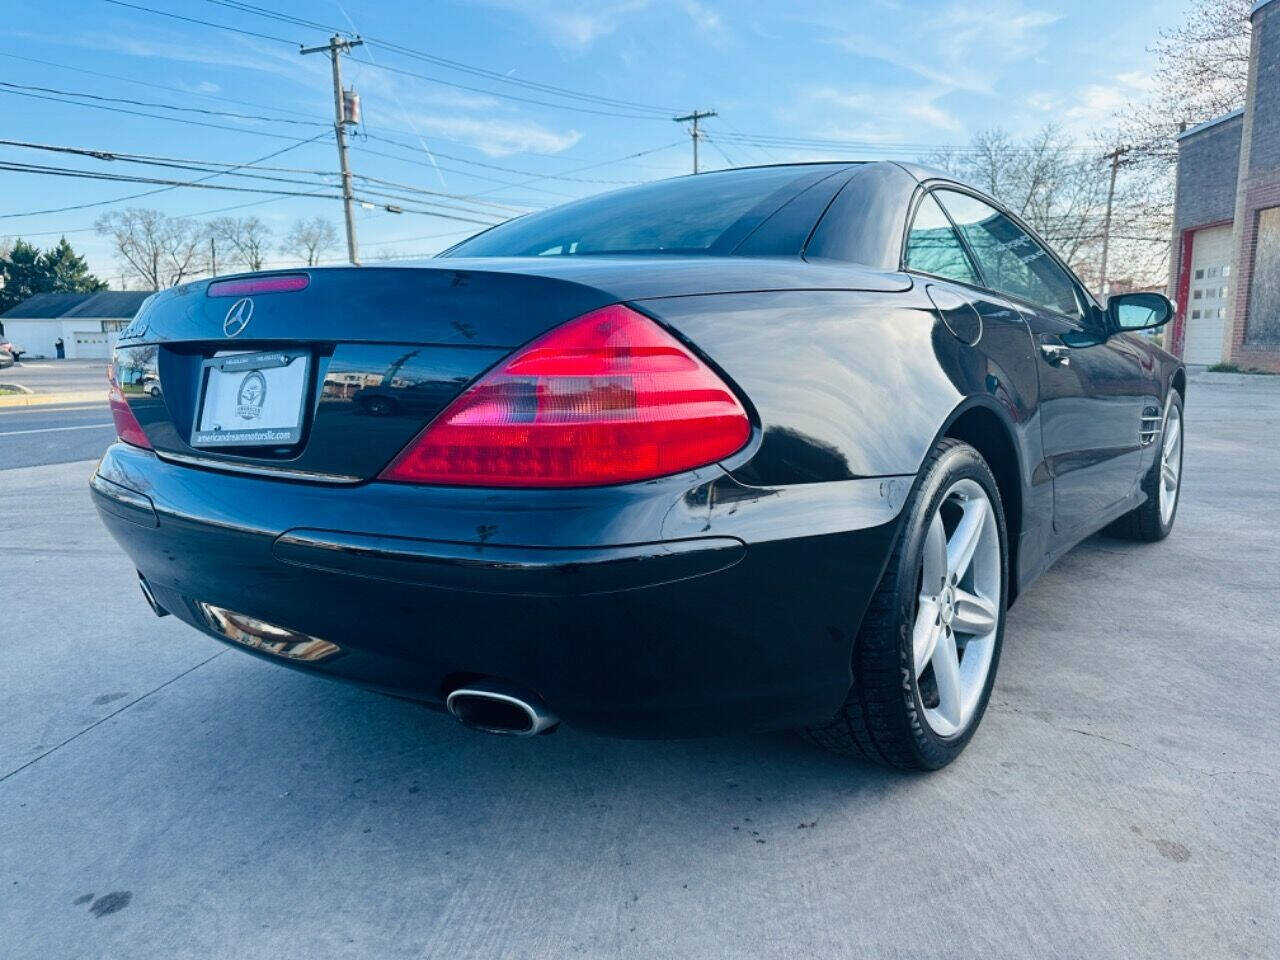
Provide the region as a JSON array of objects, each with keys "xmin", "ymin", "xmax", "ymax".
[
  {"xmin": 935, "ymin": 190, "xmax": 1081, "ymax": 318},
  {"xmin": 904, "ymin": 193, "xmax": 979, "ymax": 285}
]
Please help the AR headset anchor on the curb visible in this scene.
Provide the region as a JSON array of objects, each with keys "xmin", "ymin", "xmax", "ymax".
[
  {"xmin": 0, "ymin": 390, "xmax": 106, "ymax": 408},
  {"xmin": 1187, "ymin": 371, "xmax": 1278, "ymax": 385}
]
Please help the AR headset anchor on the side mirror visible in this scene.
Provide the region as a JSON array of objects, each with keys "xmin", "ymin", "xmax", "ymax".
[{"xmin": 1107, "ymin": 292, "xmax": 1174, "ymax": 333}]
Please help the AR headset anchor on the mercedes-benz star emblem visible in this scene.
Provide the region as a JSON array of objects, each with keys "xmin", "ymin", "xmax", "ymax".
[{"xmin": 223, "ymin": 297, "xmax": 254, "ymax": 338}]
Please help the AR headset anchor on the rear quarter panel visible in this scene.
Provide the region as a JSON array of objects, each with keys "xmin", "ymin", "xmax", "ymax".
[{"xmin": 640, "ymin": 286, "xmax": 1041, "ymax": 486}]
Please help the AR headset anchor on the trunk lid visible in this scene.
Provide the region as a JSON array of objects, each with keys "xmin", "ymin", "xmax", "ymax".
[{"xmin": 113, "ymin": 261, "xmax": 908, "ymax": 482}]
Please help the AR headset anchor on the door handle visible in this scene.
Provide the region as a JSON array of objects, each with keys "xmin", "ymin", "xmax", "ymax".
[{"xmin": 1040, "ymin": 343, "xmax": 1071, "ymax": 367}]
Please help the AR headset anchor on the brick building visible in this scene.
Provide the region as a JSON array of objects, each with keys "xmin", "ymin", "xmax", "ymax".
[{"xmin": 1169, "ymin": 0, "xmax": 1280, "ymax": 371}]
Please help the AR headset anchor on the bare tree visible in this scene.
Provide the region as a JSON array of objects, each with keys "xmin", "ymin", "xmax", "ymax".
[
  {"xmin": 1076, "ymin": 0, "xmax": 1255, "ymax": 288},
  {"xmin": 211, "ymin": 216, "xmax": 274, "ymax": 272},
  {"xmin": 95, "ymin": 209, "xmax": 204, "ymax": 290},
  {"xmin": 923, "ymin": 125, "xmax": 1178, "ymax": 290},
  {"xmin": 281, "ymin": 217, "xmax": 338, "ymax": 266},
  {"xmin": 1119, "ymin": 0, "xmax": 1252, "ymax": 167},
  {"xmin": 924, "ymin": 125, "xmax": 1110, "ymax": 271}
]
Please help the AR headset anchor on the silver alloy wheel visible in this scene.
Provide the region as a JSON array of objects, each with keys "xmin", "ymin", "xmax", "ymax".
[
  {"xmin": 913, "ymin": 478, "xmax": 1001, "ymax": 738},
  {"xmin": 1159, "ymin": 401, "xmax": 1182, "ymax": 526}
]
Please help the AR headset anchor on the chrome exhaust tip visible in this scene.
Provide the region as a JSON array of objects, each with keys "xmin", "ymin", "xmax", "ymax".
[
  {"xmin": 138, "ymin": 574, "xmax": 170, "ymax": 618},
  {"xmin": 446, "ymin": 681, "xmax": 560, "ymax": 737}
]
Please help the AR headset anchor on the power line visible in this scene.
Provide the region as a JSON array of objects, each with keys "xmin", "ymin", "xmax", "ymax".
[
  {"xmin": 0, "ymin": 160, "xmax": 504, "ymax": 227},
  {"xmin": 204, "ymin": 0, "xmax": 676, "ymax": 115},
  {"xmin": 0, "ymin": 80, "xmax": 328, "ymax": 129},
  {"xmin": 0, "ymin": 139, "xmax": 510, "ymax": 223},
  {"xmin": 0, "ymin": 138, "xmax": 339, "ymax": 190},
  {"xmin": 0, "ymin": 86, "xmax": 312, "ymax": 142},
  {"xmin": 0, "ymin": 134, "xmax": 329, "ymax": 218},
  {"xmin": 204, "ymin": 0, "xmax": 342, "ymax": 35},
  {"xmin": 713, "ymin": 132, "xmax": 1103, "ymax": 156},
  {"xmin": 0, "ymin": 75, "xmax": 669, "ymax": 199},
  {"xmin": 360, "ymin": 133, "xmax": 640, "ymax": 185},
  {"xmin": 462, "ymin": 140, "xmax": 687, "ymax": 197},
  {"xmin": 0, "ymin": 52, "xmax": 331, "ymax": 127},
  {"xmin": 101, "ymin": 0, "xmax": 300, "ymax": 45},
  {"xmin": 345, "ymin": 55, "xmax": 671, "ymax": 121},
  {"xmin": 0, "ymin": 160, "xmax": 345, "ymax": 201},
  {"xmin": 108, "ymin": 0, "xmax": 670, "ymax": 120},
  {"xmin": 700, "ymin": 133, "xmax": 738, "ymax": 170},
  {"xmin": 350, "ymin": 173, "xmax": 534, "ymax": 212},
  {"xmin": 4, "ymin": 192, "xmax": 336, "ymax": 240},
  {"xmin": 0, "ymin": 49, "xmax": 680, "ymax": 170},
  {"xmin": 350, "ymin": 142, "xmax": 580, "ymax": 200}
]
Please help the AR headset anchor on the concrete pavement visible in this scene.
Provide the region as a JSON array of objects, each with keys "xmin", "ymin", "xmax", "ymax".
[{"xmin": 0, "ymin": 376, "xmax": 1276, "ymax": 959}]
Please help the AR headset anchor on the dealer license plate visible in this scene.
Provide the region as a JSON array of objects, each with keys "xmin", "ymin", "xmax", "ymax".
[{"xmin": 192, "ymin": 350, "xmax": 309, "ymax": 447}]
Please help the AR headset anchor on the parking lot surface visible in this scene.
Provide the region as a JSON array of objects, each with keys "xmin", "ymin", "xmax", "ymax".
[{"xmin": 1, "ymin": 374, "xmax": 1276, "ymax": 959}]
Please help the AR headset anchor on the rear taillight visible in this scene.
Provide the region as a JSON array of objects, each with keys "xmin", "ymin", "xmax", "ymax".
[
  {"xmin": 107, "ymin": 365, "xmax": 151, "ymax": 449},
  {"xmin": 379, "ymin": 304, "xmax": 750, "ymax": 487}
]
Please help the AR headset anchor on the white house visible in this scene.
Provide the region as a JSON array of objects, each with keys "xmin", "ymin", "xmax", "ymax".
[{"xmin": 0, "ymin": 291, "xmax": 152, "ymax": 359}]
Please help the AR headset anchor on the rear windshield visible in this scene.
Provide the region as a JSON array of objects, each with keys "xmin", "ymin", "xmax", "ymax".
[{"xmin": 443, "ymin": 165, "xmax": 827, "ymax": 258}]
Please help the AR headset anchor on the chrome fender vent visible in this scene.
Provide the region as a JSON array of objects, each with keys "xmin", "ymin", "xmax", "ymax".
[{"xmin": 1139, "ymin": 406, "xmax": 1162, "ymax": 446}]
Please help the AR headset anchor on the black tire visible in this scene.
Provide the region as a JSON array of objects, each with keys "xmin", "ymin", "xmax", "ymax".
[
  {"xmin": 1103, "ymin": 390, "xmax": 1183, "ymax": 543},
  {"xmin": 803, "ymin": 438, "xmax": 1008, "ymax": 771}
]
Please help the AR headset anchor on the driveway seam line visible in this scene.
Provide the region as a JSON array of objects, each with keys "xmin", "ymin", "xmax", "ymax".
[{"xmin": 0, "ymin": 650, "xmax": 225, "ymax": 786}]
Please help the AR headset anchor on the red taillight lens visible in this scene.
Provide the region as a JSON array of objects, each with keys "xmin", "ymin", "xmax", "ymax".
[
  {"xmin": 379, "ymin": 304, "xmax": 750, "ymax": 487},
  {"xmin": 107, "ymin": 367, "xmax": 151, "ymax": 449},
  {"xmin": 207, "ymin": 274, "xmax": 309, "ymax": 297}
]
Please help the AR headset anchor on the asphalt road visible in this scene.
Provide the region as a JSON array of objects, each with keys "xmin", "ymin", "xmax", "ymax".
[
  {"xmin": 0, "ymin": 358, "xmax": 109, "ymax": 394},
  {"xmin": 0, "ymin": 403, "xmax": 115, "ymax": 470},
  {"xmin": 1, "ymin": 374, "xmax": 1277, "ymax": 959}
]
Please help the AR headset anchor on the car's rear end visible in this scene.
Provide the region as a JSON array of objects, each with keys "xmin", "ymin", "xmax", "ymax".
[{"xmin": 92, "ymin": 165, "xmax": 915, "ymax": 738}]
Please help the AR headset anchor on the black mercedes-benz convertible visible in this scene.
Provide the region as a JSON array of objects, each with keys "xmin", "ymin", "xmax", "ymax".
[{"xmin": 93, "ymin": 161, "xmax": 1185, "ymax": 769}]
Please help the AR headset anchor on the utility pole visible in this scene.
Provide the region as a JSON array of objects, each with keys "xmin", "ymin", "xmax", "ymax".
[
  {"xmin": 209, "ymin": 235, "xmax": 218, "ymax": 277},
  {"xmin": 301, "ymin": 34, "xmax": 364, "ymax": 264},
  {"xmin": 673, "ymin": 110, "xmax": 717, "ymax": 174},
  {"xmin": 1098, "ymin": 145, "xmax": 1130, "ymax": 296}
]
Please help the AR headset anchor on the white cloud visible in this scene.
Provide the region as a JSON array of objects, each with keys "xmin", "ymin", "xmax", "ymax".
[
  {"xmin": 352, "ymin": 63, "xmax": 583, "ymax": 157},
  {"xmin": 1060, "ymin": 71, "xmax": 1153, "ymax": 134},
  {"xmin": 1026, "ymin": 91, "xmax": 1060, "ymax": 112},
  {"xmin": 904, "ymin": 101, "xmax": 963, "ymax": 134},
  {"xmin": 682, "ymin": 0, "xmax": 726, "ymax": 37},
  {"xmin": 478, "ymin": 0, "xmax": 652, "ymax": 49},
  {"xmin": 379, "ymin": 111, "xmax": 582, "ymax": 157},
  {"xmin": 828, "ymin": 0, "xmax": 1061, "ymax": 96},
  {"xmin": 806, "ymin": 85, "xmax": 963, "ymax": 138},
  {"xmin": 474, "ymin": 0, "xmax": 726, "ymax": 49}
]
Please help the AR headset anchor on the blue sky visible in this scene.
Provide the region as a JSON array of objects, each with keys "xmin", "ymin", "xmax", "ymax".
[{"xmin": 2, "ymin": 0, "xmax": 1184, "ymax": 281}]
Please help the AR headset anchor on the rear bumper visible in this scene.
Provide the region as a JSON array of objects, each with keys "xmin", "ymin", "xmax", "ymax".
[{"xmin": 92, "ymin": 442, "xmax": 909, "ymax": 737}]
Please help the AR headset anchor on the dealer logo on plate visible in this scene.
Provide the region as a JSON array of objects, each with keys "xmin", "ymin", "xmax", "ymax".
[{"xmin": 235, "ymin": 371, "xmax": 267, "ymax": 420}]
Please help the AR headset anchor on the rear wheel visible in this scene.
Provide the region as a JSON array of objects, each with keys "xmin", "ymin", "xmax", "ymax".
[
  {"xmin": 804, "ymin": 439, "xmax": 1007, "ymax": 770},
  {"xmin": 1104, "ymin": 391, "xmax": 1183, "ymax": 542}
]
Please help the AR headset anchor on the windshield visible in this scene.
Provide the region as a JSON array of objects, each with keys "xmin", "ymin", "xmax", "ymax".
[{"xmin": 442, "ymin": 165, "xmax": 829, "ymax": 258}]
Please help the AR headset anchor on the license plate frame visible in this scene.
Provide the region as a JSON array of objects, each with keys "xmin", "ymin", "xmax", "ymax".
[{"xmin": 191, "ymin": 349, "xmax": 311, "ymax": 448}]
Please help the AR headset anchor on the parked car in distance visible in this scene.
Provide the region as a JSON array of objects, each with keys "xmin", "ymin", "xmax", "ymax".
[
  {"xmin": 0, "ymin": 340, "xmax": 23, "ymax": 365},
  {"xmin": 92, "ymin": 162, "xmax": 1185, "ymax": 770}
]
